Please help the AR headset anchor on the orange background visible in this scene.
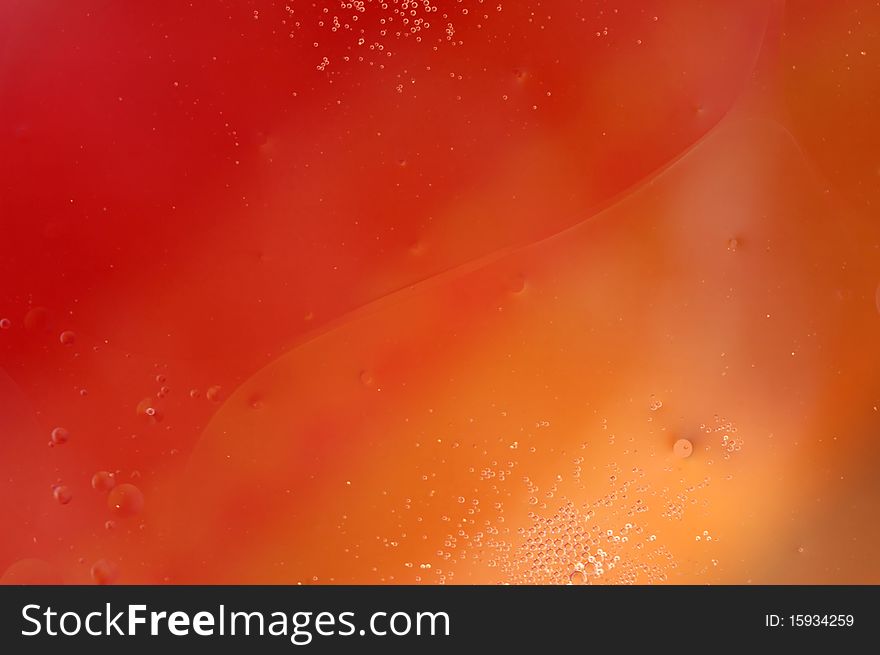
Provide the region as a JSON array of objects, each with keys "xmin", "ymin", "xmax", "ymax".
[{"xmin": 1, "ymin": 0, "xmax": 879, "ymax": 584}]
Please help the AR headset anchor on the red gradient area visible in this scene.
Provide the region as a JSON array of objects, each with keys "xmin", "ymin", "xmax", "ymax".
[{"xmin": 1, "ymin": 0, "xmax": 879, "ymax": 584}]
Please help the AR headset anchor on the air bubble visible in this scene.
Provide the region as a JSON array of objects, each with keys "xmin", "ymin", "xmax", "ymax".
[
  {"xmin": 52, "ymin": 485, "xmax": 72, "ymax": 505},
  {"xmin": 107, "ymin": 483, "xmax": 144, "ymax": 518},
  {"xmin": 24, "ymin": 307, "xmax": 49, "ymax": 331},
  {"xmin": 568, "ymin": 569, "xmax": 588, "ymax": 585},
  {"xmin": 90, "ymin": 559, "xmax": 117, "ymax": 585},
  {"xmin": 50, "ymin": 427, "xmax": 69, "ymax": 445},
  {"xmin": 136, "ymin": 397, "xmax": 163, "ymax": 423},
  {"xmin": 507, "ymin": 273, "xmax": 526, "ymax": 294},
  {"xmin": 673, "ymin": 438, "xmax": 693, "ymax": 459},
  {"xmin": 0, "ymin": 318, "xmax": 10, "ymax": 329},
  {"xmin": 59, "ymin": 330, "xmax": 76, "ymax": 345},
  {"xmin": 91, "ymin": 471, "xmax": 116, "ymax": 492}
]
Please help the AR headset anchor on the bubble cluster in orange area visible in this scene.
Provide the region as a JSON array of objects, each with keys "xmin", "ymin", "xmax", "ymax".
[{"xmin": 1, "ymin": 0, "xmax": 880, "ymax": 585}]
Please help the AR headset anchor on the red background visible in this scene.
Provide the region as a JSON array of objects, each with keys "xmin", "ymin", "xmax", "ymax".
[{"xmin": 1, "ymin": 0, "xmax": 879, "ymax": 584}]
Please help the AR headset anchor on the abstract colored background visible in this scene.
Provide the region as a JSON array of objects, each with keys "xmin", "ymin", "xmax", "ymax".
[{"xmin": 1, "ymin": 0, "xmax": 879, "ymax": 584}]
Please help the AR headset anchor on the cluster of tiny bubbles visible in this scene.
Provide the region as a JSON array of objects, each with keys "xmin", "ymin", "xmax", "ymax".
[
  {"xmin": 463, "ymin": 458, "xmax": 667, "ymax": 585},
  {"xmin": 699, "ymin": 415, "xmax": 743, "ymax": 460},
  {"xmin": 492, "ymin": 494, "xmax": 673, "ymax": 585},
  {"xmin": 278, "ymin": 1, "xmax": 503, "ymax": 73},
  {"xmin": 390, "ymin": 410, "xmax": 739, "ymax": 583},
  {"xmin": 658, "ymin": 474, "xmax": 712, "ymax": 522},
  {"xmin": 400, "ymin": 452, "xmax": 520, "ymax": 580},
  {"xmin": 572, "ymin": 455, "xmax": 584, "ymax": 482}
]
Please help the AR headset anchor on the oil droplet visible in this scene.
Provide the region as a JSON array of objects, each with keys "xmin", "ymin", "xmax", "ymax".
[
  {"xmin": 23, "ymin": 307, "xmax": 49, "ymax": 331},
  {"xmin": 107, "ymin": 483, "xmax": 144, "ymax": 518},
  {"xmin": 507, "ymin": 273, "xmax": 527, "ymax": 294},
  {"xmin": 569, "ymin": 569, "xmax": 588, "ymax": 585},
  {"xmin": 90, "ymin": 559, "xmax": 117, "ymax": 585},
  {"xmin": 0, "ymin": 318, "xmax": 10, "ymax": 329},
  {"xmin": 206, "ymin": 385, "xmax": 224, "ymax": 402},
  {"xmin": 136, "ymin": 397, "xmax": 163, "ymax": 423},
  {"xmin": 673, "ymin": 438, "xmax": 693, "ymax": 459},
  {"xmin": 91, "ymin": 471, "xmax": 116, "ymax": 492},
  {"xmin": 59, "ymin": 330, "xmax": 76, "ymax": 345},
  {"xmin": 52, "ymin": 485, "xmax": 72, "ymax": 505},
  {"xmin": 189, "ymin": 388, "xmax": 200, "ymax": 399},
  {"xmin": 0, "ymin": 559, "xmax": 60, "ymax": 584},
  {"xmin": 50, "ymin": 427, "xmax": 69, "ymax": 445},
  {"xmin": 359, "ymin": 370, "xmax": 374, "ymax": 386}
]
